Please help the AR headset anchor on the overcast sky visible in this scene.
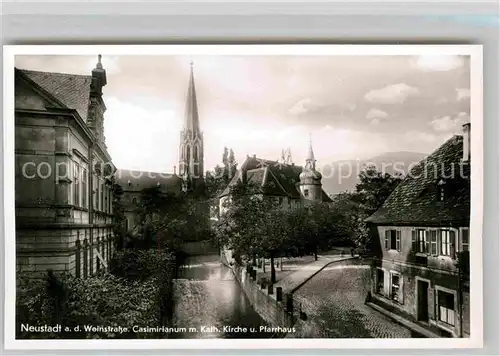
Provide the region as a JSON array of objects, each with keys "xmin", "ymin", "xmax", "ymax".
[{"xmin": 16, "ymin": 54, "xmax": 470, "ymax": 173}]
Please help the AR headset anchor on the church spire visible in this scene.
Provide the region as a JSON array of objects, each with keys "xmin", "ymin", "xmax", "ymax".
[
  {"xmin": 179, "ymin": 60, "xmax": 204, "ymax": 190},
  {"xmin": 183, "ymin": 60, "xmax": 200, "ymax": 135}
]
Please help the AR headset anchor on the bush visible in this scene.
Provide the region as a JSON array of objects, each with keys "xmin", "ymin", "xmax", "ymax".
[{"xmin": 17, "ymin": 250, "xmax": 176, "ymax": 339}]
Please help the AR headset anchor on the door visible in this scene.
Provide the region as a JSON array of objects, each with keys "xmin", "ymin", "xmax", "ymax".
[{"xmin": 417, "ymin": 280, "xmax": 429, "ymax": 322}]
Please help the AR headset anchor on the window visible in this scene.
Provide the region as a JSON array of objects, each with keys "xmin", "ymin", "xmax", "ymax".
[
  {"xmin": 73, "ymin": 162, "xmax": 80, "ymax": 206},
  {"xmin": 385, "ymin": 230, "xmax": 401, "ymax": 251},
  {"xmin": 82, "ymin": 169, "xmax": 88, "ymax": 209},
  {"xmin": 391, "ymin": 273, "xmax": 400, "ymax": 302},
  {"xmin": 94, "ymin": 175, "xmax": 99, "ymax": 210},
  {"xmin": 440, "ymin": 229, "xmax": 456, "ymax": 257},
  {"xmin": 376, "ymin": 269, "xmax": 384, "ymax": 294},
  {"xmin": 429, "ymin": 230, "xmax": 438, "ymax": 255},
  {"xmin": 102, "ymin": 185, "xmax": 109, "ymax": 213},
  {"xmin": 132, "ymin": 197, "xmax": 138, "ymax": 205},
  {"xmin": 417, "ymin": 229, "xmax": 427, "ymax": 253},
  {"xmin": 437, "ymin": 290, "xmax": 455, "ymax": 326},
  {"xmin": 461, "ymin": 228, "xmax": 469, "ymax": 251},
  {"xmin": 194, "ymin": 164, "xmax": 199, "ymax": 177},
  {"xmin": 186, "ymin": 146, "xmax": 191, "ymax": 162},
  {"xmin": 437, "ymin": 178, "xmax": 447, "ymax": 202},
  {"xmin": 194, "ymin": 145, "xmax": 198, "ymax": 161},
  {"xmin": 100, "ymin": 181, "xmax": 104, "ymax": 211},
  {"xmin": 304, "ymin": 189, "xmax": 309, "ymax": 197}
]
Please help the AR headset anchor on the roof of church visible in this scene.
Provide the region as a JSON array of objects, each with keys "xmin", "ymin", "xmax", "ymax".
[
  {"xmin": 114, "ymin": 169, "xmax": 183, "ymax": 192},
  {"xmin": 183, "ymin": 63, "xmax": 200, "ymax": 133},
  {"xmin": 219, "ymin": 156, "xmax": 332, "ymax": 202},
  {"xmin": 365, "ymin": 135, "xmax": 470, "ymax": 226},
  {"xmin": 17, "ymin": 68, "xmax": 92, "ymax": 120}
]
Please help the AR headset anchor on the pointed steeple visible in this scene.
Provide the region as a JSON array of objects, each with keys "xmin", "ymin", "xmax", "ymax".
[
  {"xmin": 183, "ymin": 61, "xmax": 200, "ymax": 135},
  {"xmin": 179, "ymin": 60, "xmax": 204, "ymax": 190},
  {"xmin": 306, "ymin": 133, "xmax": 316, "ymax": 170}
]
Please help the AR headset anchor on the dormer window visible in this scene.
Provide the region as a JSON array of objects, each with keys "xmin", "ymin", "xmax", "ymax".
[{"xmin": 437, "ymin": 178, "xmax": 446, "ymax": 202}]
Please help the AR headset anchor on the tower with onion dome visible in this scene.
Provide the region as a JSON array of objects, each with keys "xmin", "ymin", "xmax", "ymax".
[{"xmin": 299, "ymin": 135, "xmax": 323, "ymax": 202}]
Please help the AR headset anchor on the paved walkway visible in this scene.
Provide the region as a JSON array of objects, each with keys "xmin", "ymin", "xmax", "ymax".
[
  {"xmin": 273, "ymin": 255, "xmax": 356, "ymax": 294},
  {"xmin": 289, "ymin": 259, "xmax": 423, "ymax": 338}
]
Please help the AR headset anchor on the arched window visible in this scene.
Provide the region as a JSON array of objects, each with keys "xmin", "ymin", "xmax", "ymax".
[
  {"xmin": 186, "ymin": 146, "xmax": 191, "ymax": 163},
  {"xmin": 132, "ymin": 197, "xmax": 138, "ymax": 205},
  {"xmin": 194, "ymin": 145, "xmax": 198, "ymax": 161}
]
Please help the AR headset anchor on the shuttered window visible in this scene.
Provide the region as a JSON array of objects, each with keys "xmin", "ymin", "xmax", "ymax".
[
  {"xmin": 440, "ymin": 229, "xmax": 456, "ymax": 258},
  {"xmin": 430, "ymin": 230, "xmax": 438, "ymax": 255},
  {"xmin": 437, "ymin": 290, "xmax": 455, "ymax": 326}
]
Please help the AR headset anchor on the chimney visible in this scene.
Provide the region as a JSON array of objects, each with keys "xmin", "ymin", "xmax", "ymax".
[{"xmin": 462, "ymin": 122, "xmax": 471, "ymax": 162}]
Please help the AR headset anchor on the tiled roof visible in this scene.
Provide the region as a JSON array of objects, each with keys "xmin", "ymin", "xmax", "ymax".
[
  {"xmin": 114, "ymin": 169, "xmax": 183, "ymax": 193},
  {"xmin": 18, "ymin": 69, "xmax": 92, "ymax": 120},
  {"xmin": 366, "ymin": 135, "xmax": 470, "ymax": 225},
  {"xmin": 219, "ymin": 156, "xmax": 332, "ymax": 202}
]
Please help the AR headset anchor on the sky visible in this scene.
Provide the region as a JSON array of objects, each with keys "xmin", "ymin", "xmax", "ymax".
[{"xmin": 15, "ymin": 53, "xmax": 471, "ymax": 173}]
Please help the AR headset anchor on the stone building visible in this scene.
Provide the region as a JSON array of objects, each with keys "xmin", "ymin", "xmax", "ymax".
[
  {"xmin": 219, "ymin": 139, "xmax": 332, "ymax": 213},
  {"xmin": 366, "ymin": 123, "xmax": 471, "ymax": 338},
  {"xmin": 115, "ymin": 61, "xmax": 204, "ymax": 232},
  {"xmin": 15, "ymin": 56, "xmax": 116, "ymax": 278}
]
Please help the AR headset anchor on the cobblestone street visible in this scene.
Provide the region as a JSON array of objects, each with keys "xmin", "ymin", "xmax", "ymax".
[{"xmin": 292, "ymin": 259, "xmax": 422, "ymax": 338}]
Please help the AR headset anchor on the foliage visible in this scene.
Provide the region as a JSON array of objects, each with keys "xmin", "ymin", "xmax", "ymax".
[
  {"xmin": 131, "ymin": 187, "xmax": 211, "ymax": 251},
  {"xmin": 353, "ymin": 165, "xmax": 403, "ymax": 215},
  {"xmin": 17, "ymin": 250, "xmax": 176, "ymax": 340}
]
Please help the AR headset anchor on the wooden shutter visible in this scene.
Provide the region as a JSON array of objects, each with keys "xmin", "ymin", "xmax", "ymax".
[
  {"xmin": 398, "ymin": 275, "xmax": 404, "ymax": 304},
  {"xmin": 428, "ymin": 286, "xmax": 435, "ymax": 320},
  {"xmin": 425, "ymin": 229, "xmax": 430, "ymax": 254},
  {"xmin": 396, "ymin": 230, "xmax": 401, "ymax": 251},
  {"xmin": 385, "ymin": 230, "xmax": 390, "ymax": 250},
  {"xmin": 450, "ymin": 229, "xmax": 456, "ymax": 259},
  {"xmin": 411, "ymin": 229, "xmax": 417, "ymax": 252}
]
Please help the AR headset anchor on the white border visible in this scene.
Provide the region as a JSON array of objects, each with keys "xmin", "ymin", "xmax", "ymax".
[{"xmin": 3, "ymin": 44, "xmax": 483, "ymax": 350}]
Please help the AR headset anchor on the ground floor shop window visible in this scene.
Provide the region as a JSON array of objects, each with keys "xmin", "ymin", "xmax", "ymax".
[{"xmin": 438, "ymin": 290, "xmax": 455, "ymax": 326}]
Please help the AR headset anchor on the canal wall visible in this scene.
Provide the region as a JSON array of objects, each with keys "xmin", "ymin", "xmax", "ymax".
[
  {"xmin": 221, "ymin": 250, "xmax": 294, "ymax": 333},
  {"xmin": 230, "ymin": 264, "xmax": 295, "ymax": 332}
]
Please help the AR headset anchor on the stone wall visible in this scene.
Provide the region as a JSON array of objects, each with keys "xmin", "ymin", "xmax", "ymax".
[
  {"xmin": 371, "ymin": 261, "xmax": 470, "ymax": 338},
  {"xmin": 230, "ymin": 264, "xmax": 294, "ymax": 331}
]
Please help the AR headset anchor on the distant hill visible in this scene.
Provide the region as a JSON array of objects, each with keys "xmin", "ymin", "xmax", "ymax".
[{"xmin": 319, "ymin": 151, "xmax": 427, "ymax": 195}]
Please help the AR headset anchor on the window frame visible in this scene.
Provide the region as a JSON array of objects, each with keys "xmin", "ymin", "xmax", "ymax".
[
  {"xmin": 376, "ymin": 268, "xmax": 384, "ymax": 295},
  {"xmin": 417, "ymin": 229, "xmax": 427, "ymax": 254},
  {"xmin": 390, "ymin": 272, "xmax": 400, "ymax": 302},
  {"xmin": 461, "ymin": 227, "xmax": 469, "ymax": 252},
  {"xmin": 440, "ymin": 229, "xmax": 452, "ymax": 256},
  {"xmin": 73, "ymin": 161, "xmax": 80, "ymax": 207},
  {"xmin": 437, "ymin": 289, "xmax": 456, "ymax": 327}
]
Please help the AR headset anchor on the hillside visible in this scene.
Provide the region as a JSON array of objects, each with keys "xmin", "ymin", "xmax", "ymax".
[{"xmin": 319, "ymin": 151, "xmax": 427, "ymax": 195}]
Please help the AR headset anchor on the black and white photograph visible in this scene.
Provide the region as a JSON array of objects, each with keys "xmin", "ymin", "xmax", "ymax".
[{"xmin": 3, "ymin": 45, "xmax": 483, "ymax": 349}]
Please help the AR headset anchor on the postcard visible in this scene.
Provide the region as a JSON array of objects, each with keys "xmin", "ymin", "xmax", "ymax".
[{"xmin": 3, "ymin": 44, "xmax": 483, "ymax": 350}]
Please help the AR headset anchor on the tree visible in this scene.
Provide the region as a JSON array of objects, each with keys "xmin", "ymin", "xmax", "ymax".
[
  {"xmin": 354, "ymin": 165, "xmax": 403, "ymax": 215},
  {"xmin": 132, "ymin": 187, "xmax": 210, "ymax": 252},
  {"xmin": 228, "ymin": 148, "xmax": 237, "ymax": 179}
]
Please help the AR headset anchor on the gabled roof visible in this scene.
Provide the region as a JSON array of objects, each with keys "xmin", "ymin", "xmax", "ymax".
[
  {"xmin": 219, "ymin": 155, "xmax": 332, "ymax": 202},
  {"xmin": 365, "ymin": 135, "xmax": 470, "ymax": 225},
  {"xmin": 17, "ymin": 68, "xmax": 92, "ymax": 120},
  {"xmin": 114, "ymin": 169, "xmax": 183, "ymax": 193}
]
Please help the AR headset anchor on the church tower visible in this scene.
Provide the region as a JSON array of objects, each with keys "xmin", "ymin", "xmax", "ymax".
[
  {"xmin": 179, "ymin": 61, "xmax": 204, "ymax": 191},
  {"xmin": 299, "ymin": 135, "xmax": 323, "ymax": 202}
]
